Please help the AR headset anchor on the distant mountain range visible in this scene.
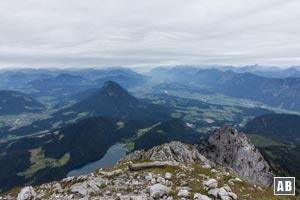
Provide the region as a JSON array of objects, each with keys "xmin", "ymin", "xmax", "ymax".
[
  {"xmin": 2, "ymin": 66, "xmax": 300, "ymax": 112},
  {"xmin": 0, "ymin": 91, "xmax": 44, "ymax": 115},
  {"xmin": 194, "ymin": 69, "xmax": 300, "ymax": 110},
  {"xmin": 149, "ymin": 65, "xmax": 300, "ymax": 80},
  {"xmin": 149, "ymin": 67, "xmax": 300, "ymax": 111},
  {"xmin": 219, "ymin": 65, "xmax": 300, "ymax": 78},
  {"xmin": 0, "ymin": 68, "xmax": 148, "ymax": 104},
  {"xmin": 28, "ymin": 73, "xmax": 89, "ymax": 90}
]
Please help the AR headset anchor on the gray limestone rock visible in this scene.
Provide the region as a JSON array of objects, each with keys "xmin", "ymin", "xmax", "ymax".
[
  {"xmin": 177, "ymin": 189, "xmax": 190, "ymax": 197},
  {"xmin": 17, "ymin": 186, "xmax": 36, "ymax": 200},
  {"xmin": 148, "ymin": 184, "xmax": 170, "ymax": 199},
  {"xmin": 203, "ymin": 179, "xmax": 218, "ymax": 190},
  {"xmin": 201, "ymin": 126, "xmax": 274, "ymax": 186},
  {"xmin": 70, "ymin": 182, "xmax": 88, "ymax": 196},
  {"xmin": 208, "ymin": 186, "xmax": 238, "ymax": 200},
  {"xmin": 120, "ymin": 141, "xmax": 212, "ymax": 168},
  {"xmin": 193, "ymin": 193, "xmax": 212, "ymax": 200}
]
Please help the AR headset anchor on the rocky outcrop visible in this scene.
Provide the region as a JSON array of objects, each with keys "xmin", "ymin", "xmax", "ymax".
[
  {"xmin": 1, "ymin": 138, "xmax": 277, "ymax": 200},
  {"xmin": 201, "ymin": 126, "xmax": 274, "ymax": 186},
  {"xmin": 120, "ymin": 141, "xmax": 213, "ymax": 168},
  {"xmin": 0, "ymin": 127, "xmax": 281, "ymax": 200}
]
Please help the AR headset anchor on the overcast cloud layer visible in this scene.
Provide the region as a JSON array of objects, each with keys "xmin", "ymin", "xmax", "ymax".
[{"xmin": 0, "ymin": 0, "xmax": 300, "ymax": 68}]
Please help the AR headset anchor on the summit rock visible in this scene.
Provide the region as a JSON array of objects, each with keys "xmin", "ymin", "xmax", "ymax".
[{"xmin": 201, "ymin": 126, "xmax": 274, "ymax": 186}]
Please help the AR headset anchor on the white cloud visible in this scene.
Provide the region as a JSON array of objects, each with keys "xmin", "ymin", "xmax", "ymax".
[{"xmin": 0, "ymin": 0, "xmax": 299, "ymax": 68}]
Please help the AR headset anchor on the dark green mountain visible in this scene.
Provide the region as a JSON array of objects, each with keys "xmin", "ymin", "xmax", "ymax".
[
  {"xmin": 69, "ymin": 81, "xmax": 142, "ymax": 117},
  {"xmin": 67, "ymin": 81, "xmax": 171, "ymax": 121},
  {"xmin": 243, "ymin": 113, "xmax": 300, "ymax": 145},
  {"xmin": 0, "ymin": 91, "xmax": 45, "ymax": 115},
  {"xmin": 134, "ymin": 118, "xmax": 200, "ymax": 150}
]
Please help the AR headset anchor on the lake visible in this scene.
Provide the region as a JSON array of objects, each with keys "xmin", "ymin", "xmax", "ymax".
[{"xmin": 67, "ymin": 143, "xmax": 127, "ymax": 177}]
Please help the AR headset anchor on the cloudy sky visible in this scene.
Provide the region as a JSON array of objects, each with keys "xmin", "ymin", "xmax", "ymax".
[{"xmin": 0, "ymin": 0, "xmax": 300, "ymax": 68}]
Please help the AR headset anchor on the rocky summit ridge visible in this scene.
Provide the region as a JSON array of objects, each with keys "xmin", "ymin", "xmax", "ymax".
[{"xmin": 1, "ymin": 126, "xmax": 292, "ymax": 200}]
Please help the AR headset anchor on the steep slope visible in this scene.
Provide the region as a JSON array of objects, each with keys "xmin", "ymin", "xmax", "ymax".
[
  {"xmin": 134, "ymin": 118, "xmax": 200, "ymax": 150},
  {"xmin": 243, "ymin": 114, "xmax": 300, "ymax": 190},
  {"xmin": 2, "ymin": 141, "xmax": 293, "ymax": 200},
  {"xmin": 246, "ymin": 134, "xmax": 300, "ymax": 193},
  {"xmin": 243, "ymin": 113, "xmax": 300, "ymax": 144},
  {"xmin": 201, "ymin": 126, "xmax": 274, "ymax": 186},
  {"xmin": 0, "ymin": 90, "xmax": 44, "ymax": 115}
]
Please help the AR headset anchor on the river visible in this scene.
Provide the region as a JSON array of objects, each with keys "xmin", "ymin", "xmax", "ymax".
[{"xmin": 67, "ymin": 143, "xmax": 127, "ymax": 177}]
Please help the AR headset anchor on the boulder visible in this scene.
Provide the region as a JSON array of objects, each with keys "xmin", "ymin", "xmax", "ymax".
[
  {"xmin": 100, "ymin": 169, "xmax": 123, "ymax": 177},
  {"xmin": 203, "ymin": 179, "xmax": 218, "ymax": 190},
  {"xmin": 193, "ymin": 193, "xmax": 212, "ymax": 200},
  {"xmin": 165, "ymin": 172, "xmax": 172, "ymax": 180},
  {"xmin": 177, "ymin": 189, "xmax": 190, "ymax": 197},
  {"xmin": 17, "ymin": 186, "xmax": 36, "ymax": 200},
  {"xmin": 70, "ymin": 182, "xmax": 88, "ymax": 196},
  {"xmin": 53, "ymin": 183, "xmax": 63, "ymax": 193},
  {"xmin": 208, "ymin": 186, "xmax": 238, "ymax": 200},
  {"xmin": 148, "ymin": 184, "xmax": 170, "ymax": 199}
]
